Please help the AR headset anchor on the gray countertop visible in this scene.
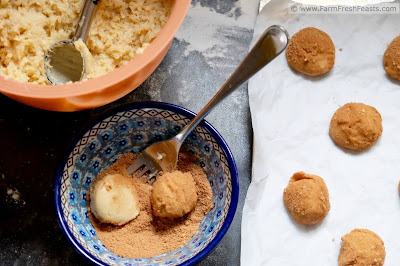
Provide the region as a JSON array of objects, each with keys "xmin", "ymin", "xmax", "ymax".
[{"xmin": 0, "ymin": 1, "xmax": 259, "ymax": 265}]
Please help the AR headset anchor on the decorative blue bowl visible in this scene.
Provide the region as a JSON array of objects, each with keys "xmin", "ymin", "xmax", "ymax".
[{"xmin": 54, "ymin": 102, "xmax": 239, "ymax": 265}]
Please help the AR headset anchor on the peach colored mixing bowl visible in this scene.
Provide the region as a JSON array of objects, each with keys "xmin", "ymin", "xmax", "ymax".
[{"xmin": 0, "ymin": 0, "xmax": 190, "ymax": 112}]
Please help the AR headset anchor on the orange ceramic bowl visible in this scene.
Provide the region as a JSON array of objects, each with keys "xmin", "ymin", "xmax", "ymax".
[{"xmin": 0, "ymin": 0, "xmax": 191, "ymax": 112}]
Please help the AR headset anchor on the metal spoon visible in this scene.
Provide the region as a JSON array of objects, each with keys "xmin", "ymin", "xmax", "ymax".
[
  {"xmin": 44, "ymin": 0, "xmax": 100, "ymax": 85},
  {"xmin": 127, "ymin": 25, "xmax": 290, "ymax": 182}
]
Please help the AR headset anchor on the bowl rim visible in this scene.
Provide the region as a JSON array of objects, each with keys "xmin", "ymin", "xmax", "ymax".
[
  {"xmin": 0, "ymin": 0, "xmax": 191, "ymax": 99},
  {"xmin": 53, "ymin": 101, "xmax": 240, "ymax": 266}
]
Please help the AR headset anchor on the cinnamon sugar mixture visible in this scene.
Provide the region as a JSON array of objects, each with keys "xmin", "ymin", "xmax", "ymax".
[{"xmin": 88, "ymin": 153, "xmax": 213, "ymax": 258}]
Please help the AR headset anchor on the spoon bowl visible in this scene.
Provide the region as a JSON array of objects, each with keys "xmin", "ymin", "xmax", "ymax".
[
  {"xmin": 44, "ymin": 41, "xmax": 85, "ymax": 85},
  {"xmin": 44, "ymin": 0, "xmax": 99, "ymax": 85}
]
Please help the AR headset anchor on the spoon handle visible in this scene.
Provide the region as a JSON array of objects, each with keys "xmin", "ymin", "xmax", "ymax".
[
  {"xmin": 173, "ymin": 25, "xmax": 289, "ymax": 145},
  {"xmin": 73, "ymin": 0, "xmax": 100, "ymax": 42}
]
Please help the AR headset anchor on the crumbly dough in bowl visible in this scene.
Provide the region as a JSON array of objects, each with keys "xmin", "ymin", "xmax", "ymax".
[{"xmin": 0, "ymin": 0, "xmax": 173, "ymax": 84}]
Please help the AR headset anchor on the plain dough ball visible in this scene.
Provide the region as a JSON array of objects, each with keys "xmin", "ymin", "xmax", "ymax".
[
  {"xmin": 339, "ymin": 229, "xmax": 386, "ymax": 266},
  {"xmin": 89, "ymin": 174, "xmax": 140, "ymax": 226},
  {"xmin": 383, "ymin": 35, "xmax": 400, "ymax": 80},
  {"xmin": 283, "ymin": 171, "xmax": 330, "ymax": 225},
  {"xmin": 151, "ymin": 171, "xmax": 198, "ymax": 219},
  {"xmin": 286, "ymin": 27, "xmax": 335, "ymax": 76},
  {"xmin": 329, "ymin": 103, "xmax": 383, "ymax": 151}
]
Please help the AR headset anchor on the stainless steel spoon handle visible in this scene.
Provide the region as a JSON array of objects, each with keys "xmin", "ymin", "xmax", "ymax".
[
  {"xmin": 73, "ymin": 0, "xmax": 100, "ymax": 42},
  {"xmin": 173, "ymin": 25, "xmax": 289, "ymax": 145}
]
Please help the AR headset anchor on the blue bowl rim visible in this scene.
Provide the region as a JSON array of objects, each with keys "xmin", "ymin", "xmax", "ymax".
[{"xmin": 53, "ymin": 101, "xmax": 240, "ymax": 266}]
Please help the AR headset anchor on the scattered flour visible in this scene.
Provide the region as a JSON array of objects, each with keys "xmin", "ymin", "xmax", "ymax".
[
  {"xmin": 175, "ymin": 1, "xmax": 257, "ymax": 58},
  {"xmin": 172, "ymin": 1, "xmax": 258, "ymax": 106}
]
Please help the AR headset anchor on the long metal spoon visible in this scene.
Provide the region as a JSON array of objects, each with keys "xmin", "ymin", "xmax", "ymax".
[
  {"xmin": 44, "ymin": 0, "xmax": 100, "ymax": 85},
  {"xmin": 127, "ymin": 25, "xmax": 290, "ymax": 182}
]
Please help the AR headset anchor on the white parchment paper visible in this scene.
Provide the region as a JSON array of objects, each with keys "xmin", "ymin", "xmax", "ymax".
[{"xmin": 241, "ymin": 0, "xmax": 400, "ymax": 265}]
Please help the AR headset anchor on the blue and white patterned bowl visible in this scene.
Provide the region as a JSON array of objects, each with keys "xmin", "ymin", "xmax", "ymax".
[{"xmin": 54, "ymin": 102, "xmax": 239, "ymax": 265}]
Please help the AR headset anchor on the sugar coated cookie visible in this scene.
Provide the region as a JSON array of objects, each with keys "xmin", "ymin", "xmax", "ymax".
[
  {"xmin": 383, "ymin": 35, "xmax": 400, "ymax": 81},
  {"xmin": 151, "ymin": 171, "xmax": 198, "ymax": 219},
  {"xmin": 283, "ymin": 171, "xmax": 330, "ymax": 225},
  {"xmin": 286, "ymin": 27, "xmax": 335, "ymax": 76},
  {"xmin": 329, "ymin": 103, "xmax": 382, "ymax": 151},
  {"xmin": 339, "ymin": 229, "xmax": 385, "ymax": 266}
]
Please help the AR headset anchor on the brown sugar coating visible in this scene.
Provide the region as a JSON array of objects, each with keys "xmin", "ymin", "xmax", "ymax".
[
  {"xmin": 286, "ymin": 27, "xmax": 335, "ymax": 76},
  {"xmin": 383, "ymin": 35, "xmax": 400, "ymax": 81},
  {"xmin": 329, "ymin": 103, "xmax": 383, "ymax": 151},
  {"xmin": 339, "ymin": 229, "xmax": 386, "ymax": 266},
  {"xmin": 283, "ymin": 171, "xmax": 330, "ymax": 225},
  {"xmin": 88, "ymin": 153, "xmax": 213, "ymax": 258},
  {"xmin": 151, "ymin": 171, "xmax": 198, "ymax": 219}
]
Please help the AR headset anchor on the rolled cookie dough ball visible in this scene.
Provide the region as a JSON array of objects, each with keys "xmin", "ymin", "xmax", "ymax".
[
  {"xmin": 383, "ymin": 35, "xmax": 400, "ymax": 80},
  {"xmin": 151, "ymin": 171, "xmax": 198, "ymax": 219},
  {"xmin": 283, "ymin": 171, "xmax": 330, "ymax": 225},
  {"xmin": 89, "ymin": 174, "xmax": 140, "ymax": 226},
  {"xmin": 286, "ymin": 27, "xmax": 335, "ymax": 76},
  {"xmin": 329, "ymin": 103, "xmax": 383, "ymax": 151},
  {"xmin": 339, "ymin": 229, "xmax": 386, "ymax": 266}
]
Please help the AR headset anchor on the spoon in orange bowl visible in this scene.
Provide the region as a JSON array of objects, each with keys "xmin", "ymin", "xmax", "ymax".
[
  {"xmin": 127, "ymin": 25, "xmax": 290, "ymax": 183},
  {"xmin": 44, "ymin": 0, "xmax": 100, "ymax": 85}
]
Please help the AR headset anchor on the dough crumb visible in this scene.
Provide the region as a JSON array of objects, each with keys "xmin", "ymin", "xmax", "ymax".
[{"xmin": 7, "ymin": 188, "xmax": 21, "ymax": 201}]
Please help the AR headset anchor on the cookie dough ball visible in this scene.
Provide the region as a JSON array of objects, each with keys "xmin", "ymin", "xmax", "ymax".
[
  {"xmin": 283, "ymin": 171, "xmax": 330, "ymax": 225},
  {"xmin": 151, "ymin": 171, "xmax": 198, "ymax": 219},
  {"xmin": 339, "ymin": 229, "xmax": 386, "ymax": 266},
  {"xmin": 89, "ymin": 174, "xmax": 140, "ymax": 226},
  {"xmin": 383, "ymin": 35, "xmax": 400, "ymax": 80},
  {"xmin": 329, "ymin": 103, "xmax": 382, "ymax": 151},
  {"xmin": 398, "ymin": 180, "xmax": 400, "ymax": 195},
  {"xmin": 286, "ymin": 27, "xmax": 335, "ymax": 76}
]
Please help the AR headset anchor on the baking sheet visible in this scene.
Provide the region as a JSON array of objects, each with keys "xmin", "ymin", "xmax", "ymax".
[{"xmin": 241, "ymin": 0, "xmax": 400, "ymax": 265}]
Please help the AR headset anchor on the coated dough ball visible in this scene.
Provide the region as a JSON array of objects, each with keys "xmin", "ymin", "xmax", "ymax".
[
  {"xmin": 383, "ymin": 35, "xmax": 400, "ymax": 80},
  {"xmin": 286, "ymin": 27, "xmax": 335, "ymax": 76},
  {"xmin": 151, "ymin": 171, "xmax": 198, "ymax": 219},
  {"xmin": 339, "ymin": 229, "xmax": 386, "ymax": 266},
  {"xmin": 283, "ymin": 171, "xmax": 330, "ymax": 225},
  {"xmin": 329, "ymin": 103, "xmax": 382, "ymax": 151},
  {"xmin": 398, "ymin": 180, "xmax": 400, "ymax": 195},
  {"xmin": 89, "ymin": 174, "xmax": 140, "ymax": 226}
]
